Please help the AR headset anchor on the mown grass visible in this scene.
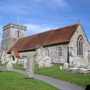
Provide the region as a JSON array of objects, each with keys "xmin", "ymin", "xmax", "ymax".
[
  {"xmin": 0, "ymin": 72, "xmax": 57, "ymax": 90},
  {"xmin": 36, "ymin": 65, "xmax": 90, "ymax": 86}
]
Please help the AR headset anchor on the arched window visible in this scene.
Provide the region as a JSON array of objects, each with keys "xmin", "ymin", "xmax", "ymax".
[
  {"xmin": 77, "ymin": 35, "xmax": 83, "ymax": 56},
  {"xmin": 58, "ymin": 47, "xmax": 62, "ymax": 56},
  {"xmin": 46, "ymin": 48, "xmax": 49, "ymax": 56}
]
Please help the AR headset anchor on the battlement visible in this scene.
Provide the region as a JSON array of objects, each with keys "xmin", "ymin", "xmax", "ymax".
[{"xmin": 3, "ymin": 23, "xmax": 27, "ymax": 31}]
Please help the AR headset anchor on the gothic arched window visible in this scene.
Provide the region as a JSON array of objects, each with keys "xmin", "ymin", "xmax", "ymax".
[
  {"xmin": 77, "ymin": 35, "xmax": 83, "ymax": 56},
  {"xmin": 58, "ymin": 47, "xmax": 62, "ymax": 56}
]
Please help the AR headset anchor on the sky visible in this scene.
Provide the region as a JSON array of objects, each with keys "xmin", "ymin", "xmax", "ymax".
[{"xmin": 0, "ymin": 0, "xmax": 90, "ymax": 42}]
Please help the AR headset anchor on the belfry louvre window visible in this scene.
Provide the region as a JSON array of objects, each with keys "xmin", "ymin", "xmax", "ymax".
[
  {"xmin": 77, "ymin": 35, "xmax": 83, "ymax": 56},
  {"xmin": 58, "ymin": 47, "xmax": 62, "ymax": 56}
]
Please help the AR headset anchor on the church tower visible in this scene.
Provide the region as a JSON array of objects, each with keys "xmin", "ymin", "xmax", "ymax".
[{"xmin": 1, "ymin": 23, "xmax": 27, "ymax": 50}]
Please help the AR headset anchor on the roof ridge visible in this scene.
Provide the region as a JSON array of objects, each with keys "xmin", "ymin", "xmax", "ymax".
[{"xmin": 21, "ymin": 23, "xmax": 80, "ymax": 40}]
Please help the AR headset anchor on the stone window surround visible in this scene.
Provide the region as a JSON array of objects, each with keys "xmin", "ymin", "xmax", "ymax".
[{"xmin": 77, "ymin": 35, "xmax": 83, "ymax": 56}]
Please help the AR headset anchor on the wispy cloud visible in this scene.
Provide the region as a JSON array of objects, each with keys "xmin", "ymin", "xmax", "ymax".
[
  {"xmin": 32, "ymin": 0, "xmax": 69, "ymax": 8},
  {"xmin": 0, "ymin": 0, "xmax": 69, "ymax": 17},
  {"xmin": 46, "ymin": 0, "xmax": 69, "ymax": 9},
  {"xmin": 27, "ymin": 0, "xmax": 70, "ymax": 11},
  {"xmin": 24, "ymin": 23, "xmax": 57, "ymax": 36}
]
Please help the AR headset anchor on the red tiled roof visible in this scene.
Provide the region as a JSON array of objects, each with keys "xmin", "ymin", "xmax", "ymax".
[{"xmin": 9, "ymin": 24, "xmax": 79, "ymax": 52}]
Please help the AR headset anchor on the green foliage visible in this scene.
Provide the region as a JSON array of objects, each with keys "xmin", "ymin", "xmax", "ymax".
[
  {"xmin": 37, "ymin": 65, "xmax": 90, "ymax": 86},
  {"xmin": 0, "ymin": 72, "xmax": 57, "ymax": 90}
]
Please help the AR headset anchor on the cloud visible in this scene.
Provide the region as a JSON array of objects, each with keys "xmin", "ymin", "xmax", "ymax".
[
  {"xmin": 32, "ymin": 0, "xmax": 69, "ymax": 8},
  {"xmin": 29, "ymin": 0, "xmax": 69, "ymax": 11},
  {"xmin": 0, "ymin": 2, "xmax": 29, "ymax": 16},
  {"xmin": 0, "ymin": 0, "xmax": 69, "ymax": 17},
  {"xmin": 0, "ymin": 0, "xmax": 71, "ymax": 26},
  {"xmin": 47, "ymin": 0, "xmax": 69, "ymax": 9},
  {"xmin": 24, "ymin": 23, "xmax": 56, "ymax": 36}
]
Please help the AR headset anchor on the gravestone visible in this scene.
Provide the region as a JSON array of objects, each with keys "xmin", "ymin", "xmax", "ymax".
[
  {"xmin": 0, "ymin": 51, "xmax": 17, "ymax": 71},
  {"xmin": 60, "ymin": 66, "xmax": 63, "ymax": 70},
  {"xmin": 63, "ymin": 63, "xmax": 69, "ymax": 70},
  {"xmin": 35, "ymin": 48, "xmax": 52, "ymax": 68},
  {"xmin": 6, "ymin": 54, "xmax": 17, "ymax": 71}
]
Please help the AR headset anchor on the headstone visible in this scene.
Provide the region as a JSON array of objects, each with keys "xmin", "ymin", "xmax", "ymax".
[
  {"xmin": 60, "ymin": 66, "xmax": 63, "ymax": 70},
  {"xmin": 6, "ymin": 61, "xmax": 14, "ymax": 71},
  {"xmin": 36, "ymin": 48, "xmax": 52, "ymax": 68},
  {"xmin": 44, "ymin": 56, "xmax": 52, "ymax": 67},
  {"xmin": 6, "ymin": 54, "xmax": 17, "ymax": 71},
  {"xmin": 63, "ymin": 63, "xmax": 69, "ymax": 70}
]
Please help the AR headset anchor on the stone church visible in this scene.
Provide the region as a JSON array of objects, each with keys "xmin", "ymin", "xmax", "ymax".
[{"xmin": 1, "ymin": 23, "xmax": 90, "ymax": 67}]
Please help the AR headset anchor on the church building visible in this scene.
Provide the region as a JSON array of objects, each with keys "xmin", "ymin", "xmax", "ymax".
[{"xmin": 2, "ymin": 23, "xmax": 90, "ymax": 67}]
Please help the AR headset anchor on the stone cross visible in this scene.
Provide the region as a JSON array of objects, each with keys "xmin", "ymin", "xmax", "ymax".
[{"xmin": 26, "ymin": 53, "xmax": 34, "ymax": 78}]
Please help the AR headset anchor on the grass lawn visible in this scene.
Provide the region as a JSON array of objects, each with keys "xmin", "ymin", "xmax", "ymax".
[
  {"xmin": 0, "ymin": 72, "xmax": 57, "ymax": 90},
  {"xmin": 36, "ymin": 65, "xmax": 90, "ymax": 86}
]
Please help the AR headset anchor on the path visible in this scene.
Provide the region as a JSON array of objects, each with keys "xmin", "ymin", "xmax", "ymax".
[{"xmin": 13, "ymin": 69, "xmax": 84, "ymax": 90}]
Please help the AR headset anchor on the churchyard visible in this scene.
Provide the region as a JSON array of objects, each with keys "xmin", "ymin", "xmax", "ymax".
[
  {"xmin": 0, "ymin": 50, "xmax": 89, "ymax": 90},
  {"xmin": 0, "ymin": 51, "xmax": 58, "ymax": 90},
  {"xmin": 36, "ymin": 64, "xmax": 90, "ymax": 87}
]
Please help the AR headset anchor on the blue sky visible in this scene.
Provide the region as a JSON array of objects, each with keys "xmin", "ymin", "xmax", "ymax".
[{"xmin": 0, "ymin": 0, "xmax": 90, "ymax": 42}]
